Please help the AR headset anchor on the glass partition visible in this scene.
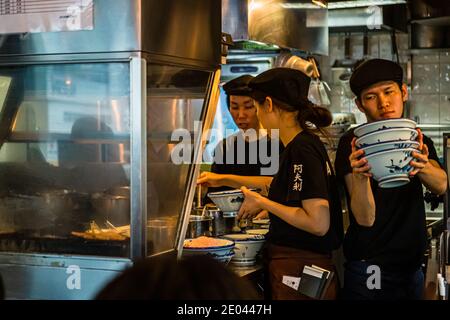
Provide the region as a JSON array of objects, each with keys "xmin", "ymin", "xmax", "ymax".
[
  {"xmin": 146, "ymin": 64, "xmax": 211, "ymax": 255},
  {"xmin": 0, "ymin": 62, "xmax": 131, "ymax": 257}
]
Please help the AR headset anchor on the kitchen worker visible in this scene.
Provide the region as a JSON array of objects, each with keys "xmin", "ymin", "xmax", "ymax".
[
  {"xmin": 200, "ymin": 75, "xmax": 283, "ymax": 218},
  {"xmin": 202, "ymin": 68, "xmax": 344, "ymax": 299},
  {"xmin": 334, "ymin": 59, "xmax": 448, "ymax": 300}
]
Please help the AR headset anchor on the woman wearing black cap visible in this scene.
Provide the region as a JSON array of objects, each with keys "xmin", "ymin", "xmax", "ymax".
[
  {"xmin": 334, "ymin": 59, "xmax": 447, "ymax": 300},
  {"xmin": 199, "ymin": 75, "xmax": 283, "ymax": 219},
  {"xmin": 235, "ymin": 68, "xmax": 344, "ymax": 300}
]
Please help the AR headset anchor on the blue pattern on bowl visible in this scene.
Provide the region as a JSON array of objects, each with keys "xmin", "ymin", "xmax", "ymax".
[{"xmin": 354, "ymin": 118, "xmax": 416, "ymax": 138}]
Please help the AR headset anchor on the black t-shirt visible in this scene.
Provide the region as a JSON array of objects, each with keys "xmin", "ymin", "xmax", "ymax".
[
  {"xmin": 267, "ymin": 131, "xmax": 344, "ymax": 254},
  {"xmin": 209, "ymin": 133, "xmax": 284, "ymax": 193},
  {"xmin": 335, "ymin": 129, "xmax": 440, "ymax": 272}
]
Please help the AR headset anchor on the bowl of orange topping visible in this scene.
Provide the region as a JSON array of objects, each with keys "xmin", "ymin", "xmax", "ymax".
[{"xmin": 182, "ymin": 236, "xmax": 235, "ymax": 264}]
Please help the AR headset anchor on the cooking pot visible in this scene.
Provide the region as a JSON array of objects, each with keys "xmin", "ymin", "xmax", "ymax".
[
  {"xmin": 410, "ymin": 0, "xmax": 441, "ymax": 19},
  {"xmin": 206, "ymin": 209, "xmax": 238, "ymax": 236},
  {"xmin": 186, "ymin": 215, "xmax": 212, "ymax": 238},
  {"xmin": 91, "ymin": 193, "xmax": 130, "ymax": 227},
  {"xmin": 412, "ymin": 24, "xmax": 445, "ymax": 49},
  {"xmin": 0, "ymin": 189, "xmax": 90, "ymax": 237},
  {"xmin": 91, "ymin": 185, "xmax": 131, "ymax": 227},
  {"xmin": 148, "ymin": 216, "xmax": 178, "ymax": 254}
]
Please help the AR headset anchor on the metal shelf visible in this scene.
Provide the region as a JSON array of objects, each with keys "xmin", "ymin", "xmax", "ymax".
[
  {"xmin": 5, "ymin": 131, "xmax": 196, "ymax": 144},
  {"xmin": 417, "ymin": 124, "xmax": 450, "ymax": 131},
  {"xmin": 408, "ymin": 48, "xmax": 450, "ymax": 54},
  {"xmin": 6, "ymin": 132, "xmax": 130, "ymax": 144},
  {"xmin": 410, "ymin": 16, "xmax": 450, "ymax": 27}
]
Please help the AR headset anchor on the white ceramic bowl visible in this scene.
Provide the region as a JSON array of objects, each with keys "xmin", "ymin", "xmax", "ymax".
[
  {"xmin": 214, "ymin": 252, "xmax": 235, "ymax": 265},
  {"xmin": 252, "ymin": 218, "xmax": 270, "ymax": 229},
  {"xmin": 222, "ymin": 233, "xmax": 265, "ymax": 266},
  {"xmin": 356, "ymin": 128, "xmax": 418, "ymax": 149},
  {"xmin": 182, "ymin": 237, "xmax": 235, "ymax": 261},
  {"xmin": 361, "ymin": 140, "xmax": 420, "ymax": 156},
  {"xmin": 207, "ymin": 189, "xmax": 244, "ymax": 213},
  {"xmin": 365, "ymin": 148, "xmax": 417, "ymax": 187},
  {"xmin": 245, "ymin": 229, "xmax": 269, "ymax": 236},
  {"xmin": 378, "ymin": 175, "xmax": 412, "ymax": 189},
  {"xmin": 354, "ymin": 118, "xmax": 417, "ymax": 138}
]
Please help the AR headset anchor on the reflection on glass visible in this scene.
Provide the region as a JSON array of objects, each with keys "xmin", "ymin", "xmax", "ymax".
[
  {"xmin": 0, "ymin": 63, "xmax": 131, "ymax": 257},
  {"xmin": 146, "ymin": 65, "xmax": 211, "ymax": 255},
  {"xmin": 204, "ymin": 87, "xmax": 238, "ymax": 162},
  {"xmin": 0, "ymin": 76, "xmax": 12, "ymax": 114}
]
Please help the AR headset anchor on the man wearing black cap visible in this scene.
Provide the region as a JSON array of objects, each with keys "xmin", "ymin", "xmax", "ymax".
[
  {"xmin": 335, "ymin": 59, "xmax": 447, "ymax": 300},
  {"xmin": 199, "ymin": 75, "xmax": 282, "ymax": 208}
]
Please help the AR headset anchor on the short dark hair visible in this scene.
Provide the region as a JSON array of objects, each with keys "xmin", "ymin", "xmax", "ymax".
[{"xmin": 96, "ymin": 254, "xmax": 261, "ymax": 300}]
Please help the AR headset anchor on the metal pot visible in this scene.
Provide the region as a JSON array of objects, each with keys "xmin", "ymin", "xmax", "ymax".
[
  {"xmin": 91, "ymin": 193, "xmax": 130, "ymax": 227},
  {"xmin": 411, "ymin": 24, "xmax": 445, "ymax": 49},
  {"xmin": 186, "ymin": 215, "xmax": 212, "ymax": 238},
  {"xmin": 410, "ymin": 0, "xmax": 441, "ymax": 19},
  {"xmin": 0, "ymin": 190, "xmax": 90, "ymax": 236},
  {"xmin": 106, "ymin": 186, "xmax": 130, "ymax": 197},
  {"xmin": 148, "ymin": 216, "xmax": 178, "ymax": 254},
  {"xmin": 206, "ymin": 209, "xmax": 238, "ymax": 236}
]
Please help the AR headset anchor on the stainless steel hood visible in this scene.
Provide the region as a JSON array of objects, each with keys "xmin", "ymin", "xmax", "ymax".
[
  {"xmin": 0, "ymin": 0, "xmax": 221, "ymax": 67},
  {"xmin": 328, "ymin": 3, "xmax": 408, "ymax": 33},
  {"xmin": 222, "ymin": 0, "xmax": 329, "ymax": 55}
]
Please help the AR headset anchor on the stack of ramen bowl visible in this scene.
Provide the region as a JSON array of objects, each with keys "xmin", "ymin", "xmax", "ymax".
[{"xmin": 354, "ymin": 119, "xmax": 419, "ymax": 188}]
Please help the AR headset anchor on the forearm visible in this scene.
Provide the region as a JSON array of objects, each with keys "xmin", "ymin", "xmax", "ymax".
[
  {"xmin": 417, "ymin": 162, "xmax": 448, "ymax": 195},
  {"xmin": 258, "ymin": 197, "xmax": 329, "ymax": 236},
  {"xmin": 348, "ymin": 174, "xmax": 376, "ymax": 227},
  {"xmin": 220, "ymin": 175, "xmax": 273, "ymax": 195}
]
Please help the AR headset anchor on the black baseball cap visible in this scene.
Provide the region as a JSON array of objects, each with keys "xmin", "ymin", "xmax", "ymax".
[
  {"xmin": 248, "ymin": 68, "xmax": 311, "ymax": 106},
  {"xmin": 350, "ymin": 59, "xmax": 403, "ymax": 97},
  {"xmin": 223, "ymin": 75, "xmax": 254, "ymax": 96}
]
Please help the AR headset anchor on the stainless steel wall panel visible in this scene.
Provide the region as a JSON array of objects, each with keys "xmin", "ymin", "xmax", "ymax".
[
  {"xmin": 141, "ymin": 0, "xmax": 222, "ymax": 66},
  {"xmin": 0, "ymin": 0, "xmax": 222, "ymax": 66},
  {"xmin": 0, "ymin": 0, "xmax": 141, "ymax": 56}
]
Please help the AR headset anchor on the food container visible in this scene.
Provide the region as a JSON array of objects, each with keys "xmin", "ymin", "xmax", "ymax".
[
  {"xmin": 91, "ymin": 193, "xmax": 130, "ymax": 227},
  {"xmin": 147, "ymin": 216, "xmax": 178, "ymax": 254},
  {"xmin": 206, "ymin": 209, "xmax": 237, "ymax": 236},
  {"xmin": 252, "ymin": 218, "xmax": 270, "ymax": 229},
  {"xmin": 365, "ymin": 148, "xmax": 417, "ymax": 188},
  {"xmin": 412, "ymin": 24, "xmax": 445, "ymax": 49},
  {"xmin": 182, "ymin": 236, "xmax": 235, "ymax": 264},
  {"xmin": 245, "ymin": 228, "xmax": 269, "ymax": 236},
  {"xmin": 355, "ymin": 128, "xmax": 418, "ymax": 149},
  {"xmin": 222, "ymin": 233, "xmax": 265, "ymax": 266},
  {"xmin": 353, "ymin": 118, "xmax": 417, "ymax": 138},
  {"xmin": 207, "ymin": 189, "xmax": 245, "ymax": 213},
  {"xmin": 361, "ymin": 140, "xmax": 419, "ymax": 156},
  {"xmin": 186, "ymin": 215, "xmax": 212, "ymax": 238}
]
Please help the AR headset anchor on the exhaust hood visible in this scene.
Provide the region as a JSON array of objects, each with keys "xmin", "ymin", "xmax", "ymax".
[
  {"xmin": 222, "ymin": 0, "xmax": 329, "ymax": 55},
  {"xmin": 328, "ymin": 3, "xmax": 407, "ymax": 33}
]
